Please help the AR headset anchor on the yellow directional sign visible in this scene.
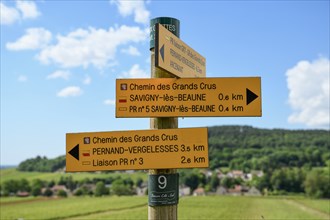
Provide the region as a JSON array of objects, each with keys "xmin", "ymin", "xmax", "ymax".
[
  {"xmin": 66, "ymin": 128, "xmax": 208, "ymax": 172},
  {"xmin": 116, "ymin": 77, "xmax": 261, "ymax": 118},
  {"xmin": 155, "ymin": 23, "xmax": 206, "ymax": 78}
]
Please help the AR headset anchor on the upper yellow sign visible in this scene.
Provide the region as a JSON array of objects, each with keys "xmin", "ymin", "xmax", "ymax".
[
  {"xmin": 116, "ymin": 77, "xmax": 262, "ymax": 118},
  {"xmin": 155, "ymin": 23, "xmax": 206, "ymax": 78},
  {"xmin": 66, "ymin": 128, "xmax": 208, "ymax": 172}
]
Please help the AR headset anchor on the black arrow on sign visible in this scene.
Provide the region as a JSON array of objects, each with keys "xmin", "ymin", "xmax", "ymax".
[
  {"xmin": 68, "ymin": 144, "xmax": 79, "ymax": 161},
  {"xmin": 246, "ymin": 88, "xmax": 258, "ymax": 105},
  {"xmin": 160, "ymin": 44, "xmax": 165, "ymax": 62}
]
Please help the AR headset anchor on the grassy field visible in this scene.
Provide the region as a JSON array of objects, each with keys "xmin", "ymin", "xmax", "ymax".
[
  {"xmin": 1, "ymin": 196, "xmax": 329, "ymax": 220},
  {"xmin": 1, "ymin": 169, "xmax": 329, "ymax": 219},
  {"xmin": 1, "ymin": 196, "xmax": 147, "ymax": 219},
  {"xmin": 0, "ymin": 168, "xmax": 147, "ymax": 184},
  {"xmin": 291, "ymin": 197, "xmax": 330, "ymax": 215}
]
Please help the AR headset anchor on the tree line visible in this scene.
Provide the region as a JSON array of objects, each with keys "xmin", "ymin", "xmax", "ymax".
[
  {"xmin": 17, "ymin": 155, "xmax": 65, "ymax": 172},
  {"xmin": 179, "ymin": 167, "xmax": 329, "ymax": 198},
  {"xmin": 1, "ymin": 167, "xmax": 329, "ymax": 198},
  {"xmin": 0, "ymin": 175, "xmax": 143, "ymax": 197}
]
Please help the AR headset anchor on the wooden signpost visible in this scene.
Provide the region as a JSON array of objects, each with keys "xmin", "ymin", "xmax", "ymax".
[
  {"xmin": 148, "ymin": 17, "xmax": 181, "ymax": 220},
  {"xmin": 66, "ymin": 16, "xmax": 262, "ymax": 220}
]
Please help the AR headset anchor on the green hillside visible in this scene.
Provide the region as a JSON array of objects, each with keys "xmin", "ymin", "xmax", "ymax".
[{"xmin": 208, "ymin": 125, "xmax": 329, "ymax": 170}]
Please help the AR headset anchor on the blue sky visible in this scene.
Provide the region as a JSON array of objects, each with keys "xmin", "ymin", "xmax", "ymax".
[{"xmin": 1, "ymin": 0, "xmax": 329, "ymax": 165}]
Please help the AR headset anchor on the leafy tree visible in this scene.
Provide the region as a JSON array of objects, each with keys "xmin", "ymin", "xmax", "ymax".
[
  {"xmin": 78, "ymin": 178, "xmax": 92, "ymax": 186},
  {"xmin": 31, "ymin": 185, "xmax": 42, "ymax": 197},
  {"xmin": 58, "ymin": 176, "xmax": 66, "ymax": 185},
  {"xmin": 43, "ymin": 188, "xmax": 53, "ymax": 197},
  {"xmin": 182, "ymin": 171, "xmax": 204, "ymax": 191},
  {"xmin": 48, "ymin": 180, "xmax": 55, "ymax": 188},
  {"xmin": 57, "ymin": 189, "xmax": 68, "ymax": 198},
  {"xmin": 209, "ymin": 173, "xmax": 220, "ymax": 191},
  {"xmin": 124, "ymin": 177, "xmax": 134, "ymax": 188},
  {"xmin": 58, "ymin": 176, "xmax": 77, "ymax": 191},
  {"xmin": 269, "ymin": 168, "xmax": 306, "ymax": 193},
  {"xmin": 111, "ymin": 179, "xmax": 133, "ymax": 196},
  {"xmin": 74, "ymin": 188, "xmax": 84, "ymax": 196},
  {"xmin": 94, "ymin": 181, "xmax": 109, "ymax": 197},
  {"xmin": 290, "ymin": 168, "xmax": 305, "ymax": 193},
  {"xmin": 18, "ymin": 179, "xmax": 31, "ymax": 192},
  {"xmin": 1, "ymin": 179, "xmax": 31, "ymax": 194},
  {"xmin": 254, "ymin": 172, "xmax": 271, "ymax": 192},
  {"xmin": 220, "ymin": 177, "xmax": 242, "ymax": 189},
  {"xmin": 270, "ymin": 169, "xmax": 287, "ymax": 191},
  {"xmin": 136, "ymin": 177, "xmax": 144, "ymax": 188},
  {"xmin": 74, "ymin": 185, "xmax": 93, "ymax": 196},
  {"xmin": 304, "ymin": 169, "xmax": 330, "ymax": 198}
]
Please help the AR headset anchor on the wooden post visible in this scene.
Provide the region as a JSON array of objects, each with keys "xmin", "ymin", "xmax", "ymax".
[{"xmin": 148, "ymin": 17, "xmax": 180, "ymax": 220}]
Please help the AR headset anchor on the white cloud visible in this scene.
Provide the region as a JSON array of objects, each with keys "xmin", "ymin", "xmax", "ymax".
[
  {"xmin": 0, "ymin": 2, "xmax": 20, "ymax": 25},
  {"xmin": 37, "ymin": 25, "xmax": 147, "ymax": 69},
  {"xmin": 57, "ymin": 86, "xmax": 83, "ymax": 97},
  {"xmin": 286, "ymin": 57, "xmax": 329, "ymax": 128},
  {"xmin": 6, "ymin": 28, "xmax": 52, "ymax": 50},
  {"xmin": 0, "ymin": 1, "xmax": 40, "ymax": 25},
  {"xmin": 83, "ymin": 75, "xmax": 91, "ymax": 85},
  {"xmin": 104, "ymin": 99, "xmax": 115, "ymax": 105},
  {"xmin": 18, "ymin": 75, "xmax": 27, "ymax": 82},
  {"xmin": 121, "ymin": 64, "xmax": 149, "ymax": 78},
  {"xmin": 47, "ymin": 70, "xmax": 70, "ymax": 80},
  {"xmin": 111, "ymin": 0, "xmax": 150, "ymax": 25},
  {"xmin": 16, "ymin": 0, "xmax": 40, "ymax": 19},
  {"xmin": 121, "ymin": 45, "xmax": 141, "ymax": 56}
]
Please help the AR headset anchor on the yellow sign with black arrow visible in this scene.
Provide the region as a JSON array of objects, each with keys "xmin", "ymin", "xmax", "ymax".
[
  {"xmin": 155, "ymin": 23, "xmax": 206, "ymax": 78},
  {"xmin": 116, "ymin": 77, "xmax": 261, "ymax": 118},
  {"xmin": 66, "ymin": 128, "xmax": 209, "ymax": 172}
]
